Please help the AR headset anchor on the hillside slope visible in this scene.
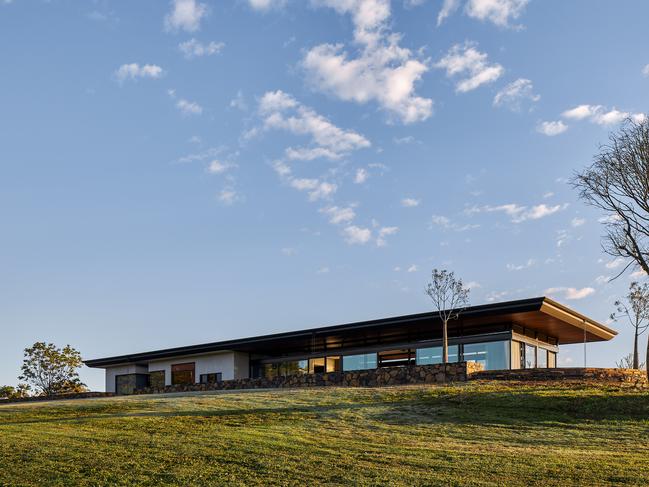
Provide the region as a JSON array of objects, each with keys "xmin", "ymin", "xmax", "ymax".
[{"xmin": 1, "ymin": 382, "xmax": 648, "ymax": 486}]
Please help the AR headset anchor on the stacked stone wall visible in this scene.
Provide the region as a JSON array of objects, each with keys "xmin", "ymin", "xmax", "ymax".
[
  {"xmin": 471, "ymin": 367, "xmax": 648, "ymax": 388},
  {"xmin": 135, "ymin": 361, "xmax": 483, "ymax": 395}
]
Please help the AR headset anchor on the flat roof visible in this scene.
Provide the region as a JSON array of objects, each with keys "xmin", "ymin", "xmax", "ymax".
[{"xmin": 84, "ymin": 297, "xmax": 616, "ymax": 368}]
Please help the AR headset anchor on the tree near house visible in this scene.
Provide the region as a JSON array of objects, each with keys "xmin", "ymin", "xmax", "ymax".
[
  {"xmin": 19, "ymin": 342, "xmax": 87, "ymax": 396},
  {"xmin": 0, "ymin": 384, "xmax": 30, "ymax": 400},
  {"xmin": 425, "ymin": 269, "xmax": 470, "ymax": 363},
  {"xmin": 616, "ymin": 353, "xmax": 646, "ymax": 370},
  {"xmin": 610, "ymin": 281, "xmax": 649, "ymax": 370}
]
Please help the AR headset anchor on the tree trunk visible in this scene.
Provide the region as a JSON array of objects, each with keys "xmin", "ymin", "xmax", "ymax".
[
  {"xmin": 633, "ymin": 329, "xmax": 639, "ymax": 369},
  {"xmin": 442, "ymin": 320, "xmax": 448, "ymax": 363}
]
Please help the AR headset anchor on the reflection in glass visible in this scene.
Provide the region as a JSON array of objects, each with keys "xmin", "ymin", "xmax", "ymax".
[
  {"xmin": 309, "ymin": 357, "xmax": 325, "ymax": 374},
  {"xmin": 342, "ymin": 353, "xmax": 378, "ymax": 371},
  {"xmin": 464, "ymin": 341, "xmax": 510, "ymax": 370},
  {"xmin": 525, "ymin": 344, "xmax": 536, "ymax": 368},
  {"xmin": 416, "ymin": 345, "xmax": 459, "ymax": 365},
  {"xmin": 537, "ymin": 348, "xmax": 548, "ymax": 368}
]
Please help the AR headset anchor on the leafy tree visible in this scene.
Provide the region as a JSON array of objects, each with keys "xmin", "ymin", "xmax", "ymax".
[
  {"xmin": 572, "ymin": 117, "xmax": 649, "ymax": 277},
  {"xmin": 425, "ymin": 269, "xmax": 470, "ymax": 363},
  {"xmin": 0, "ymin": 384, "xmax": 30, "ymax": 399},
  {"xmin": 19, "ymin": 342, "xmax": 86, "ymax": 396},
  {"xmin": 610, "ymin": 282, "xmax": 649, "ymax": 372}
]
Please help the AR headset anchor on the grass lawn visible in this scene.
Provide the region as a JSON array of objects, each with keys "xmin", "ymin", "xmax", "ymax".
[{"xmin": 1, "ymin": 381, "xmax": 648, "ymax": 486}]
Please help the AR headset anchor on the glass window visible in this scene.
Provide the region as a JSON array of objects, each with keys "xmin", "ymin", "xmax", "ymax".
[
  {"xmin": 200, "ymin": 373, "xmax": 222, "ymax": 384},
  {"xmin": 171, "ymin": 362, "xmax": 195, "ymax": 385},
  {"xmin": 309, "ymin": 357, "xmax": 326, "ymax": 374},
  {"xmin": 524, "ymin": 344, "xmax": 536, "ymax": 368},
  {"xmin": 548, "ymin": 351, "xmax": 556, "ymax": 368},
  {"xmin": 326, "ymin": 356, "xmax": 341, "ymax": 373},
  {"xmin": 416, "ymin": 345, "xmax": 459, "ymax": 365},
  {"xmin": 463, "ymin": 341, "xmax": 510, "ymax": 371},
  {"xmin": 342, "ymin": 353, "xmax": 377, "ymax": 371},
  {"xmin": 378, "ymin": 349, "xmax": 415, "ymax": 367},
  {"xmin": 263, "ymin": 363, "xmax": 278, "ymax": 379},
  {"xmin": 537, "ymin": 348, "xmax": 548, "ymax": 368},
  {"xmin": 279, "ymin": 360, "xmax": 308, "ymax": 376}
]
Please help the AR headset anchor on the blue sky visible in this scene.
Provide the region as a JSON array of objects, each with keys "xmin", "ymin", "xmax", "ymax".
[{"xmin": 1, "ymin": 0, "xmax": 648, "ymax": 391}]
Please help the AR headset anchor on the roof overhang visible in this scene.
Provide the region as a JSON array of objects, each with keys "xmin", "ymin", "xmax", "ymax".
[{"xmin": 84, "ymin": 297, "xmax": 617, "ymax": 368}]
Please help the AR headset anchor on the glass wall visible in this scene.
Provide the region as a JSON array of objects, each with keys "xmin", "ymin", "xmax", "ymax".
[
  {"xmin": 537, "ymin": 348, "xmax": 548, "ymax": 368},
  {"xmin": 463, "ymin": 341, "xmax": 510, "ymax": 370},
  {"xmin": 342, "ymin": 353, "xmax": 377, "ymax": 371},
  {"xmin": 416, "ymin": 345, "xmax": 459, "ymax": 365},
  {"xmin": 524, "ymin": 344, "xmax": 536, "ymax": 368}
]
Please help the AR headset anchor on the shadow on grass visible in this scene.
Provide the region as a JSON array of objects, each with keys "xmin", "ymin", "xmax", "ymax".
[{"xmin": 2, "ymin": 385, "xmax": 648, "ymax": 427}]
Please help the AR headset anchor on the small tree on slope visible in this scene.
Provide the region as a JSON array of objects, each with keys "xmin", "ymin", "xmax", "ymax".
[
  {"xmin": 19, "ymin": 342, "xmax": 86, "ymax": 396},
  {"xmin": 611, "ymin": 282, "xmax": 649, "ymax": 370}
]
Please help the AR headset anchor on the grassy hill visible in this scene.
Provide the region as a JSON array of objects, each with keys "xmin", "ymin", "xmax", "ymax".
[{"xmin": 1, "ymin": 381, "xmax": 648, "ymax": 486}]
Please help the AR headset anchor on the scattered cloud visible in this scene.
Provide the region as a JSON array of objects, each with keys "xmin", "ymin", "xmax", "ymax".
[
  {"xmin": 393, "ymin": 135, "xmax": 416, "ymax": 145},
  {"xmin": 376, "ymin": 226, "xmax": 398, "ymax": 247},
  {"xmin": 466, "ymin": 203, "xmax": 566, "ymax": 223},
  {"xmin": 354, "ymin": 168, "xmax": 369, "ymax": 184},
  {"xmin": 218, "ymin": 187, "xmax": 239, "ymax": 205},
  {"xmin": 207, "ymin": 160, "xmax": 235, "ymax": 174},
  {"xmin": 178, "ymin": 38, "xmax": 224, "ymax": 59},
  {"xmin": 259, "ymin": 90, "xmax": 370, "ymax": 160},
  {"xmin": 571, "ymin": 217, "xmax": 586, "ymax": 227},
  {"xmin": 465, "ymin": 0, "xmax": 529, "ymax": 28},
  {"xmin": 561, "ymin": 104, "xmax": 646, "ymax": 126},
  {"xmin": 435, "ymin": 42, "xmax": 504, "ymax": 93},
  {"xmin": 230, "ymin": 91, "xmax": 248, "ymax": 111},
  {"xmin": 401, "ymin": 197, "xmax": 420, "ymax": 207},
  {"xmin": 343, "ymin": 225, "xmax": 372, "ymax": 245},
  {"xmin": 176, "ymin": 98, "xmax": 203, "ymax": 116},
  {"xmin": 164, "ymin": 0, "xmax": 207, "ymax": 32},
  {"xmin": 320, "ymin": 206, "xmax": 356, "ymax": 225},
  {"xmin": 407, "ymin": 264, "xmax": 418, "ymax": 273},
  {"xmin": 536, "ymin": 120, "xmax": 568, "ymax": 136},
  {"xmin": 465, "ymin": 281, "xmax": 481, "ymax": 290},
  {"xmin": 114, "ymin": 63, "xmax": 163, "ymax": 83},
  {"xmin": 431, "ymin": 214, "xmax": 479, "ymax": 231},
  {"xmin": 248, "ymin": 0, "xmax": 286, "ymax": 11},
  {"xmin": 605, "ymin": 257, "xmax": 625, "ymax": 270},
  {"xmin": 437, "ymin": 0, "xmax": 461, "ymax": 26},
  {"xmin": 595, "ymin": 275, "xmax": 610, "ymax": 285},
  {"xmin": 304, "ymin": 0, "xmax": 432, "ymax": 123},
  {"xmin": 545, "ymin": 286, "xmax": 595, "ymax": 300},
  {"xmin": 643, "ymin": 64, "xmax": 649, "ymax": 77},
  {"xmin": 506, "ymin": 259, "xmax": 535, "ymax": 271},
  {"xmin": 493, "ymin": 78, "xmax": 539, "ymax": 111},
  {"xmin": 281, "ymin": 247, "xmax": 296, "ymax": 256},
  {"xmin": 316, "ymin": 266, "xmax": 330, "ymax": 274}
]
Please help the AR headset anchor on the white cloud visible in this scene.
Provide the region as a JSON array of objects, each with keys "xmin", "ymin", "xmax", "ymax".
[
  {"xmin": 248, "ymin": 0, "xmax": 286, "ymax": 11},
  {"xmin": 536, "ymin": 120, "xmax": 568, "ymax": 136},
  {"xmin": 304, "ymin": 0, "xmax": 432, "ymax": 124},
  {"xmin": 595, "ymin": 275, "xmax": 610, "ymax": 285},
  {"xmin": 376, "ymin": 226, "xmax": 398, "ymax": 247},
  {"xmin": 545, "ymin": 286, "xmax": 595, "ymax": 300},
  {"xmin": 281, "ymin": 247, "xmax": 296, "ymax": 256},
  {"xmin": 230, "ymin": 91, "xmax": 248, "ymax": 111},
  {"xmin": 605, "ymin": 257, "xmax": 625, "ymax": 269},
  {"xmin": 407, "ymin": 264, "xmax": 418, "ymax": 272},
  {"xmin": 178, "ymin": 39, "xmax": 224, "ymax": 59},
  {"xmin": 320, "ymin": 206, "xmax": 356, "ymax": 225},
  {"xmin": 571, "ymin": 217, "xmax": 586, "ymax": 227},
  {"xmin": 343, "ymin": 225, "xmax": 372, "ymax": 245},
  {"xmin": 207, "ymin": 160, "xmax": 234, "ymax": 174},
  {"xmin": 466, "ymin": 203, "xmax": 565, "ymax": 223},
  {"xmin": 465, "ymin": 0, "xmax": 529, "ymax": 28},
  {"xmin": 431, "ymin": 214, "xmax": 480, "ymax": 231},
  {"xmin": 493, "ymin": 78, "xmax": 539, "ymax": 111},
  {"xmin": 465, "ymin": 281, "xmax": 481, "ymax": 290},
  {"xmin": 393, "ymin": 135, "xmax": 416, "ymax": 145},
  {"xmin": 437, "ymin": 0, "xmax": 461, "ymax": 26},
  {"xmin": 401, "ymin": 197, "xmax": 420, "ymax": 207},
  {"xmin": 435, "ymin": 42, "xmax": 504, "ymax": 93},
  {"xmin": 259, "ymin": 90, "xmax": 370, "ymax": 159},
  {"xmin": 218, "ymin": 188, "xmax": 239, "ymax": 205},
  {"xmin": 164, "ymin": 0, "xmax": 207, "ymax": 32},
  {"xmin": 354, "ymin": 168, "xmax": 369, "ymax": 184},
  {"xmin": 643, "ymin": 64, "xmax": 649, "ymax": 77},
  {"xmin": 176, "ymin": 98, "xmax": 203, "ymax": 116},
  {"xmin": 561, "ymin": 104, "xmax": 645, "ymax": 126},
  {"xmin": 316, "ymin": 266, "xmax": 330, "ymax": 274},
  {"xmin": 506, "ymin": 259, "xmax": 535, "ymax": 271},
  {"xmin": 114, "ymin": 63, "xmax": 163, "ymax": 82}
]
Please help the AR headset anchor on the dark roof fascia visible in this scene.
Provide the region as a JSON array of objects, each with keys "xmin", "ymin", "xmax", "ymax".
[{"xmin": 84, "ymin": 297, "xmax": 546, "ymax": 368}]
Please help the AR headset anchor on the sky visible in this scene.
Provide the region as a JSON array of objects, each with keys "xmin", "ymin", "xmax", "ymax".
[{"xmin": 1, "ymin": 0, "xmax": 649, "ymax": 391}]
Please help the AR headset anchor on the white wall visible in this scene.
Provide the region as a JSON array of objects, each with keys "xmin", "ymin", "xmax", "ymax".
[
  {"xmin": 105, "ymin": 364, "xmax": 148, "ymax": 393},
  {"xmin": 147, "ymin": 351, "xmax": 250, "ymax": 385}
]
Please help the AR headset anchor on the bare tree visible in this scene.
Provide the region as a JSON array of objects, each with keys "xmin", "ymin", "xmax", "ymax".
[
  {"xmin": 615, "ymin": 353, "xmax": 646, "ymax": 370},
  {"xmin": 610, "ymin": 281, "xmax": 649, "ymax": 370},
  {"xmin": 425, "ymin": 269, "xmax": 470, "ymax": 363},
  {"xmin": 572, "ymin": 117, "xmax": 649, "ymax": 278}
]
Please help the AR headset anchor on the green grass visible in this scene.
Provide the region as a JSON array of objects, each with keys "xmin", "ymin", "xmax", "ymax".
[{"xmin": 1, "ymin": 381, "xmax": 648, "ymax": 486}]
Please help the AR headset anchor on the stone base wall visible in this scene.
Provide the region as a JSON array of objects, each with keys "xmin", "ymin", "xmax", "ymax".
[
  {"xmin": 135, "ymin": 361, "xmax": 484, "ymax": 395},
  {"xmin": 472, "ymin": 367, "xmax": 648, "ymax": 388},
  {"xmin": 0, "ymin": 391, "xmax": 114, "ymax": 404}
]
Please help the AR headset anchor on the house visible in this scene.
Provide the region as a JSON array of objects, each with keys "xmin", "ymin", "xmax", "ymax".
[{"xmin": 84, "ymin": 297, "xmax": 616, "ymax": 394}]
